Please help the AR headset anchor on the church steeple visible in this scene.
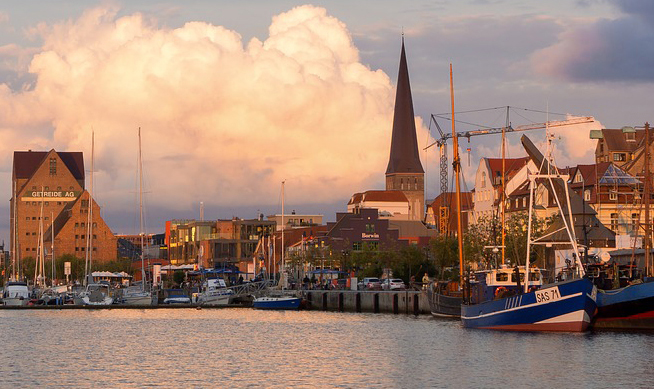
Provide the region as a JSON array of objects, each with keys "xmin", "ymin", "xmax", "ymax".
[
  {"xmin": 385, "ymin": 39, "xmax": 425, "ymax": 221},
  {"xmin": 385, "ymin": 39, "xmax": 424, "ymax": 175}
]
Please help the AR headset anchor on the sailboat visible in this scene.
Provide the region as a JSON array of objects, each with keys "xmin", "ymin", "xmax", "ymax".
[
  {"xmin": 253, "ymin": 181, "xmax": 301, "ymax": 310},
  {"xmin": 593, "ymin": 122, "xmax": 654, "ymax": 330},
  {"xmin": 121, "ymin": 128, "xmax": 154, "ymax": 306},
  {"xmin": 77, "ymin": 131, "xmax": 114, "ymax": 306},
  {"xmin": 426, "ymin": 65, "xmax": 463, "ymax": 317},
  {"xmin": 3, "ymin": 182, "xmax": 30, "ymax": 306},
  {"xmin": 460, "ymin": 134, "xmax": 598, "ymax": 332}
]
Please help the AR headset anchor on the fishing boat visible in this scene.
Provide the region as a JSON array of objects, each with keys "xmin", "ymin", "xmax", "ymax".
[
  {"xmin": 461, "ymin": 134, "xmax": 598, "ymax": 332},
  {"xmin": 121, "ymin": 128, "xmax": 154, "ymax": 306},
  {"xmin": 593, "ymin": 122, "xmax": 654, "ymax": 330},
  {"xmin": 425, "ymin": 65, "xmax": 464, "ymax": 317},
  {"xmin": 252, "ymin": 181, "xmax": 301, "ymax": 310}
]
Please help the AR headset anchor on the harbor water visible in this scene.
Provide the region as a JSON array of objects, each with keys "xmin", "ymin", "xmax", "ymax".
[{"xmin": 1, "ymin": 309, "xmax": 652, "ymax": 388}]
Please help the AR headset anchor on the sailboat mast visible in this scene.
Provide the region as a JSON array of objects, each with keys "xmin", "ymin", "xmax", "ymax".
[
  {"xmin": 51, "ymin": 211, "xmax": 55, "ymax": 285},
  {"xmin": 449, "ymin": 64, "xmax": 465, "ymax": 282},
  {"xmin": 281, "ymin": 180, "xmax": 285, "ymax": 286},
  {"xmin": 36, "ymin": 186, "xmax": 45, "ymax": 287},
  {"xmin": 85, "ymin": 131, "xmax": 94, "ymax": 286},
  {"xmin": 138, "ymin": 128, "xmax": 147, "ymax": 288}
]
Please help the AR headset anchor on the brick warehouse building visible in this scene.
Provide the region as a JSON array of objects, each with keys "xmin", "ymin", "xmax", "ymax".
[{"xmin": 10, "ymin": 149, "xmax": 117, "ymax": 276}]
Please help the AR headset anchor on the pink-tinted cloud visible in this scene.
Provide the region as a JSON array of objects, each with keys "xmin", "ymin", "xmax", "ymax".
[{"xmin": 0, "ymin": 5, "xmax": 434, "ymax": 220}]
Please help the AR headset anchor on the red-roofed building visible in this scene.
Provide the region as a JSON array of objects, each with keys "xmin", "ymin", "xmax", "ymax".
[
  {"xmin": 426, "ymin": 192, "xmax": 473, "ymax": 234},
  {"xmin": 471, "ymin": 156, "xmax": 533, "ymax": 222},
  {"xmin": 347, "ymin": 190, "xmax": 410, "ymax": 219},
  {"xmin": 10, "ymin": 149, "xmax": 117, "ymax": 281}
]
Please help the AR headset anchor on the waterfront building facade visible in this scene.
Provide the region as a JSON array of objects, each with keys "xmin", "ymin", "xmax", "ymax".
[
  {"xmin": 592, "ymin": 127, "xmax": 654, "ymax": 178},
  {"xmin": 10, "ymin": 149, "xmax": 116, "ymax": 276},
  {"xmin": 267, "ymin": 212, "xmax": 323, "ymax": 231},
  {"xmin": 385, "ymin": 40, "xmax": 425, "ymax": 221},
  {"xmin": 347, "ymin": 190, "xmax": 409, "ymax": 219},
  {"xmin": 166, "ymin": 218, "xmax": 275, "ymax": 270},
  {"xmin": 425, "ymin": 191, "xmax": 473, "ymax": 233},
  {"xmin": 471, "ymin": 156, "xmax": 530, "ymax": 223}
]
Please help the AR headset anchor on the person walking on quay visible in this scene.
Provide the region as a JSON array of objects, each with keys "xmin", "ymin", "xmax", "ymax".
[{"xmin": 422, "ymin": 272, "xmax": 429, "ymax": 290}]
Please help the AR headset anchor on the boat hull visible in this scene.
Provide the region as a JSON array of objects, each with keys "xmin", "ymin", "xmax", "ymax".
[
  {"xmin": 462, "ymin": 278, "xmax": 597, "ymax": 332},
  {"xmin": 253, "ymin": 297, "xmax": 301, "ymax": 310},
  {"xmin": 121, "ymin": 293, "xmax": 154, "ymax": 306},
  {"xmin": 426, "ymin": 287, "xmax": 462, "ymax": 318},
  {"xmin": 2, "ymin": 297, "xmax": 29, "ymax": 306},
  {"xmin": 594, "ymin": 281, "xmax": 654, "ymax": 330}
]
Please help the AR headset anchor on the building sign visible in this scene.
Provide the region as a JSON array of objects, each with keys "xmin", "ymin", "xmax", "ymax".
[
  {"xmin": 64, "ymin": 262, "xmax": 71, "ymax": 276},
  {"xmin": 22, "ymin": 191, "xmax": 80, "ymax": 201},
  {"xmin": 361, "ymin": 233, "xmax": 379, "ymax": 240}
]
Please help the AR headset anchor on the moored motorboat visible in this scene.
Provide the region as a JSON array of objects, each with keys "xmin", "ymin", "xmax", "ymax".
[
  {"xmin": 2, "ymin": 281, "xmax": 30, "ymax": 306},
  {"xmin": 163, "ymin": 289, "xmax": 191, "ymax": 304},
  {"xmin": 78, "ymin": 283, "xmax": 114, "ymax": 305},
  {"xmin": 196, "ymin": 279, "xmax": 234, "ymax": 306},
  {"xmin": 252, "ymin": 296, "xmax": 301, "ymax": 310}
]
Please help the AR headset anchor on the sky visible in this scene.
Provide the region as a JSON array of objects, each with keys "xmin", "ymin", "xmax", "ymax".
[{"xmin": 0, "ymin": 0, "xmax": 652, "ymax": 240}]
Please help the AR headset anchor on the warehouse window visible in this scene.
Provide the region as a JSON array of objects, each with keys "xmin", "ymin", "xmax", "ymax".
[{"xmin": 49, "ymin": 158, "xmax": 57, "ymax": 175}]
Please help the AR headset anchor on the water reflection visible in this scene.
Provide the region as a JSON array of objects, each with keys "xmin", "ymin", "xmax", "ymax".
[{"xmin": 1, "ymin": 309, "xmax": 653, "ymax": 387}]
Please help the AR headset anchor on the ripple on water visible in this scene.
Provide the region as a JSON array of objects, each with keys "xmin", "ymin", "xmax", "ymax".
[{"xmin": 1, "ymin": 309, "xmax": 653, "ymax": 388}]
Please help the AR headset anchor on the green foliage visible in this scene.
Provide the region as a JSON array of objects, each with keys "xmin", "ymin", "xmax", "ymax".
[
  {"xmin": 463, "ymin": 211, "xmax": 553, "ymax": 269},
  {"xmin": 173, "ymin": 270, "xmax": 185, "ymax": 286},
  {"xmin": 429, "ymin": 236, "xmax": 459, "ymax": 280}
]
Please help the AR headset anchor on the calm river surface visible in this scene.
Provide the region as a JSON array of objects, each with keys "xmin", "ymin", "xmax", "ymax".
[{"xmin": 0, "ymin": 308, "xmax": 652, "ymax": 388}]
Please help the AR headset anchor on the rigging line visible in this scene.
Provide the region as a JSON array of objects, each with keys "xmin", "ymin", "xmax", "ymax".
[
  {"xmin": 510, "ymin": 108, "xmax": 544, "ymax": 124},
  {"xmin": 510, "ymin": 106, "xmax": 569, "ymax": 117},
  {"xmin": 434, "ymin": 106, "xmax": 509, "ymax": 116},
  {"xmin": 433, "ymin": 115, "xmax": 497, "ymax": 130}
]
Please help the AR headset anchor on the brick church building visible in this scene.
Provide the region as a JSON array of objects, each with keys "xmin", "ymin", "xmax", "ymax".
[{"xmin": 10, "ymin": 149, "xmax": 117, "ymax": 278}]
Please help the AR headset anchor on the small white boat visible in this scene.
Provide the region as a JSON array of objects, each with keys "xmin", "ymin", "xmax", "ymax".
[
  {"xmin": 163, "ymin": 289, "xmax": 191, "ymax": 304},
  {"xmin": 2, "ymin": 281, "xmax": 30, "ymax": 306},
  {"xmin": 196, "ymin": 278, "xmax": 234, "ymax": 306},
  {"xmin": 78, "ymin": 283, "xmax": 114, "ymax": 305}
]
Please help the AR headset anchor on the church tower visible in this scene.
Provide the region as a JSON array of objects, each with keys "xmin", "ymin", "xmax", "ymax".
[{"xmin": 385, "ymin": 40, "xmax": 425, "ymax": 221}]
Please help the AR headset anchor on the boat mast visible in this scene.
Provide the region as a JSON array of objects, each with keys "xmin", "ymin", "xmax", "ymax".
[
  {"xmin": 139, "ymin": 127, "xmax": 147, "ymax": 290},
  {"xmin": 449, "ymin": 64, "xmax": 465, "ymax": 284},
  {"xmin": 281, "ymin": 180, "xmax": 285, "ymax": 288},
  {"xmin": 644, "ymin": 122, "xmax": 651, "ymax": 277},
  {"xmin": 35, "ymin": 186, "xmax": 45, "ymax": 287},
  {"xmin": 501, "ymin": 108, "xmax": 507, "ymax": 265},
  {"xmin": 84, "ymin": 131, "xmax": 94, "ymax": 286},
  {"xmin": 51, "ymin": 211, "xmax": 55, "ymax": 285}
]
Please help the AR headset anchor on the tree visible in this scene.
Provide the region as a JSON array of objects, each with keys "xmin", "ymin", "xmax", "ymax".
[{"xmin": 429, "ymin": 236, "xmax": 459, "ymax": 280}]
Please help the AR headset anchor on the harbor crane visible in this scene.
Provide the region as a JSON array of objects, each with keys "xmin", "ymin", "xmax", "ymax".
[{"xmin": 424, "ymin": 106, "xmax": 596, "ymax": 234}]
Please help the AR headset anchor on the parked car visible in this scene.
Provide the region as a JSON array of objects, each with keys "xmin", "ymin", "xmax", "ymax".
[
  {"xmin": 358, "ymin": 277, "xmax": 381, "ymax": 290},
  {"xmin": 381, "ymin": 278, "xmax": 406, "ymax": 291}
]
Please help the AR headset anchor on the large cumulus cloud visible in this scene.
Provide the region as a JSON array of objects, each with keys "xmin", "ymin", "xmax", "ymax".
[{"xmin": 0, "ymin": 5, "xmax": 435, "ymax": 225}]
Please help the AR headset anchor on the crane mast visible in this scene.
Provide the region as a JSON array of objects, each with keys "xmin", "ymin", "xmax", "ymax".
[{"xmin": 426, "ymin": 107, "xmax": 596, "ymax": 236}]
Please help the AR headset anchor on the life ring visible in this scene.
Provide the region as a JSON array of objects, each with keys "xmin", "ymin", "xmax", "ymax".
[{"xmin": 495, "ymin": 286, "xmax": 507, "ymax": 298}]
